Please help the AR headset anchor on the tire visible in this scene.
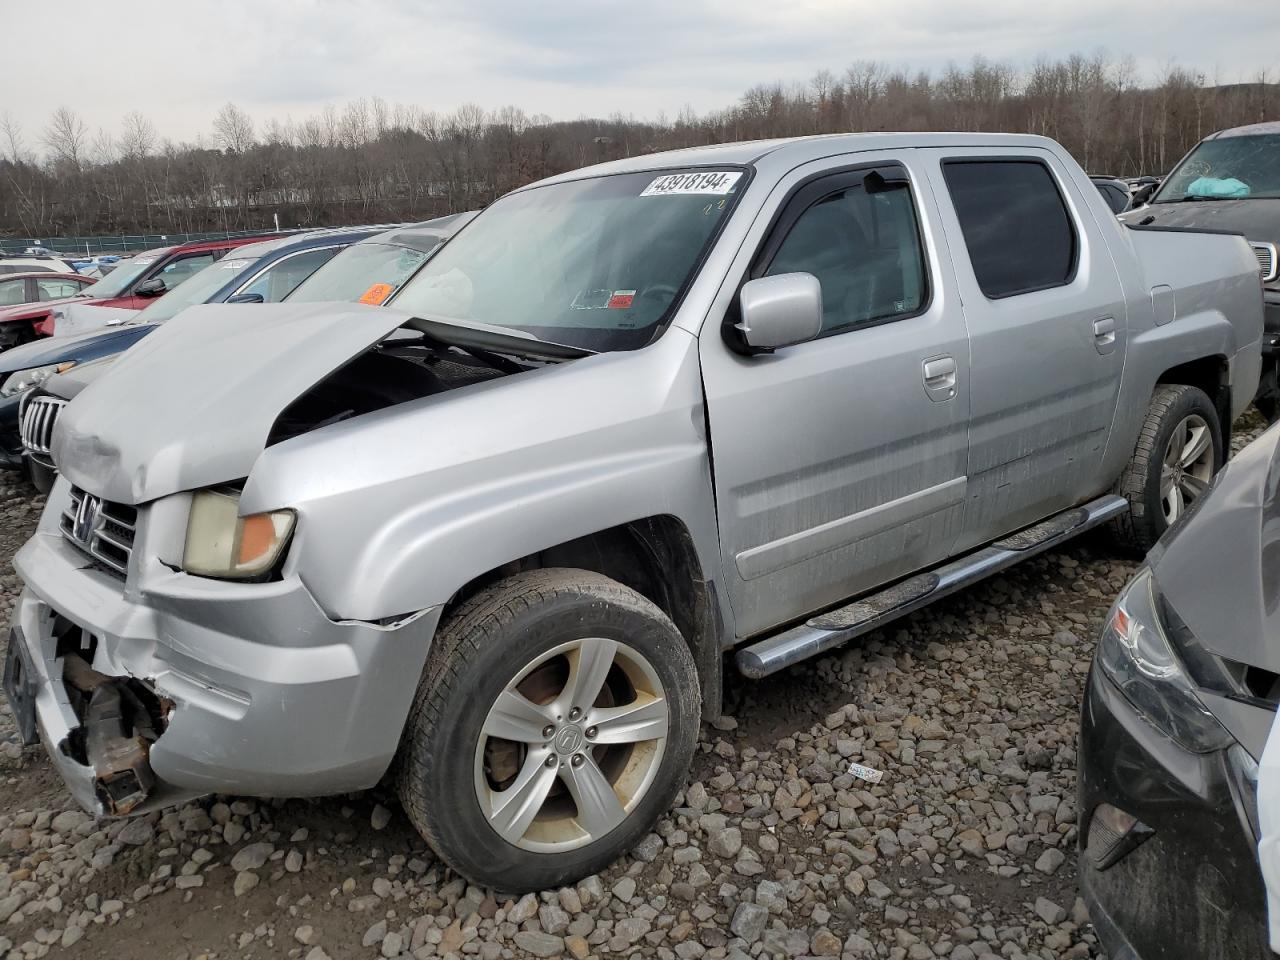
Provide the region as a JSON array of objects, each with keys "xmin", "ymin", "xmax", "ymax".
[
  {"xmin": 396, "ymin": 568, "xmax": 700, "ymax": 893},
  {"xmin": 1108, "ymin": 384, "xmax": 1222, "ymax": 554}
]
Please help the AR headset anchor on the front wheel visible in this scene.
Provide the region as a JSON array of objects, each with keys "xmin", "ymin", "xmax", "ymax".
[
  {"xmin": 396, "ymin": 568, "xmax": 700, "ymax": 892},
  {"xmin": 1109, "ymin": 384, "xmax": 1222, "ymax": 554}
]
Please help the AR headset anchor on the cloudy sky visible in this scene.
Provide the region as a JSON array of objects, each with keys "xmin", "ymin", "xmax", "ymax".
[{"xmin": 6, "ymin": 0, "xmax": 1279, "ymax": 147}]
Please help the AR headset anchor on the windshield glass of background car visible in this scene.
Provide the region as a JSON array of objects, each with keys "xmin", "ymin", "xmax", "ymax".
[
  {"xmin": 1155, "ymin": 134, "xmax": 1280, "ymax": 201},
  {"xmin": 80, "ymin": 254, "xmax": 160, "ymax": 298},
  {"xmin": 391, "ymin": 169, "xmax": 744, "ymax": 352},
  {"xmin": 286, "ymin": 243, "xmax": 431, "ymax": 304},
  {"xmin": 132, "ymin": 257, "xmax": 258, "ymax": 323}
]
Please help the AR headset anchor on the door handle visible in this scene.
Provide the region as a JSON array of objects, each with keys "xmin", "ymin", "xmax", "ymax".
[
  {"xmin": 922, "ymin": 355, "xmax": 957, "ymax": 402},
  {"xmin": 1092, "ymin": 317, "xmax": 1117, "ymax": 355}
]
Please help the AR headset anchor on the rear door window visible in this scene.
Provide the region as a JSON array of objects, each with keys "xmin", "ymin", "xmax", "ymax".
[
  {"xmin": 942, "ymin": 159, "xmax": 1078, "ymax": 299},
  {"xmin": 236, "ymin": 247, "xmax": 341, "ymax": 303},
  {"xmin": 0, "ymin": 278, "xmax": 27, "ymax": 305},
  {"xmin": 36, "ymin": 278, "xmax": 84, "ymax": 300}
]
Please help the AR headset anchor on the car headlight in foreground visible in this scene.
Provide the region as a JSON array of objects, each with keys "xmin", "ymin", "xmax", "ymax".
[
  {"xmin": 183, "ymin": 488, "xmax": 295, "ymax": 579},
  {"xmin": 1, "ymin": 362, "xmax": 76, "ymax": 398},
  {"xmin": 1097, "ymin": 568, "xmax": 1232, "ymax": 753}
]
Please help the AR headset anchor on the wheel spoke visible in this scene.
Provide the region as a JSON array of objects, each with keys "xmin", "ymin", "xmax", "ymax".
[
  {"xmin": 562, "ymin": 639, "xmax": 617, "ymax": 713},
  {"xmin": 1164, "ymin": 431, "xmax": 1182, "ymax": 468},
  {"xmin": 1165, "ymin": 484, "xmax": 1184, "ymax": 521},
  {"xmin": 1180, "ymin": 473, "xmax": 1209, "ymax": 500},
  {"xmin": 483, "ymin": 690, "xmax": 556, "ymax": 743},
  {"xmin": 1160, "ymin": 469, "xmax": 1175, "ymax": 499},
  {"xmin": 486, "ymin": 750, "xmax": 557, "ymax": 844},
  {"xmin": 1181, "ymin": 424, "xmax": 1210, "ymax": 467},
  {"xmin": 587, "ymin": 694, "xmax": 669, "ymax": 745},
  {"xmin": 560, "ymin": 755, "xmax": 627, "ymax": 839}
]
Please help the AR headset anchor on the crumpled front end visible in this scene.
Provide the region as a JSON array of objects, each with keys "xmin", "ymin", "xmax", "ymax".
[{"xmin": 6, "ymin": 478, "xmax": 441, "ymax": 817}]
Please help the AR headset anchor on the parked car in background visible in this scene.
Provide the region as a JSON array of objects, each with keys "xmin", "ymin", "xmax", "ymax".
[
  {"xmin": 0, "ymin": 235, "xmax": 276, "ymax": 350},
  {"xmin": 0, "ymin": 256, "xmax": 78, "ymax": 276},
  {"xmin": 1121, "ymin": 121, "xmax": 1280, "ymax": 418},
  {"xmin": 1078, "ymin": 423, "xmax": 1280, "ymax": 959},
  {"xmin": 1090, "ymin": 175, "xmax": 1133, "ymax": 214},
  {"xmin": 2, "ymin": 134, "xmax": 1261, "ymax": 892},
  {"xmin": 0, "ymin": 272, "xmax": 94, "ymax": 308},
  {"xmin": 8, "ymin": 216, "xmax": 471, "ymax": 489}
]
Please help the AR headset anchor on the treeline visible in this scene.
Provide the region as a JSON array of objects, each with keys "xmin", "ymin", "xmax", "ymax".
[{"xmin": 2, "ymin": 53, "xmax": 1277, "ymax": 238}]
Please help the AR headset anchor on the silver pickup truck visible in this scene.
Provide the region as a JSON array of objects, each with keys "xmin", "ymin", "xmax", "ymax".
[{"xmin": 3, "ymin": 133, "xmax": 1264, "ymax": 892}]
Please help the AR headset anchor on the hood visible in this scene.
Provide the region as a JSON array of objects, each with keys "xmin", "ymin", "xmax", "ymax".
[
  {"xmin": 53, "ymin": 302, "xmax": 139, "ymax": 337},
  {"xmin": 1124, "ymin": 197, "xmax": 1280, "ymax": 246},
  {"xmin": 0, "ymin": 324, "xmax": 155, "ymax": 375},
  {"xmin": 1150, "ymin": 425, "xmax": 1280, "ymax": 672},
  {"xmin": 54, "ymin": 301, "xmax": 413, "ymax": 504}
]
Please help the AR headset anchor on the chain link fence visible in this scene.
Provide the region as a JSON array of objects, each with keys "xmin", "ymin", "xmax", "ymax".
[{"xmin": 1, "ymin": 229, "xmax": 280, "ymax": 257}]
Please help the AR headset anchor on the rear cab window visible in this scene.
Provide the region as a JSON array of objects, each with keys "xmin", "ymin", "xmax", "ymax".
[{"xmin": 941, "ymin": 159, "xmax": 1078, "ymax": 299}]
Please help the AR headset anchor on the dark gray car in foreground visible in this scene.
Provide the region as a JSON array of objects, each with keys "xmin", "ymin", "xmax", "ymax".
[{"xmin": 1079, "ymin": 423, "xmax": 1280, "ymax": 958}]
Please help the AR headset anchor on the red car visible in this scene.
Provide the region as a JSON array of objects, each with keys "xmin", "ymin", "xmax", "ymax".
[{"xmin": 0, "ymin": 236, "xmax": 277, "ymax": 350}]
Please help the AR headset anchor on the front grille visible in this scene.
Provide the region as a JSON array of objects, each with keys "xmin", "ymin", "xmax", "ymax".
[
  {"xmin": 19, "ymin": 394, "xmax": 67, "ymax": 457},
  {"xmin": 60, "ymin": 485, "xmax": 137, "ymax": 578},
  {"xmin": 1252, "ymin": 241, "xmax": 1279, "ymax": 284}
]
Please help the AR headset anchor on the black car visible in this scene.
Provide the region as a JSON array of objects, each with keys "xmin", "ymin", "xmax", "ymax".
[
  {"xmin": 1121, "ymin": 122, "xmax": 1280, "ymax": 418},
  {"xmin": 1079, "ymin": 422, "xmax": 1280, "ymax": 958},
  {"xmin": 1090, "ymin": 175, "xmax": 1133, "ymax": 215}
]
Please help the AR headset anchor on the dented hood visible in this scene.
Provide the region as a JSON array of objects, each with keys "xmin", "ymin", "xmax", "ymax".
[
  {"xmin": 54, "ymin": 301, "xmax": 413, "ymax": 504},
  {"xmin": 1150, "ymin": 425, "xmax": 1280, "ymax": 672}
]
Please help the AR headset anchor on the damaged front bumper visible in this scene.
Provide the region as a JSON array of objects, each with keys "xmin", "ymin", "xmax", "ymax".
[{"xmin": 7, "ymin": 520, "xmax": 441, "ymax": 818}]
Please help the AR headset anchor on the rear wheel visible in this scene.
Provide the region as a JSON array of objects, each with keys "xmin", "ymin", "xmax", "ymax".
[
  {"xmin": 1109, "ymin": 384, "xmax": 1222, "ymax": 553},
  {"xmin": 396, "ymin": 568, "xmax": 700, "ymax": 892}
]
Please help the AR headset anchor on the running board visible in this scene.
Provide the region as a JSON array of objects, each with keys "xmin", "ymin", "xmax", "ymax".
[{"xmin": 735, "ymin": 494, "xmax": 1128, "ymax": 679}]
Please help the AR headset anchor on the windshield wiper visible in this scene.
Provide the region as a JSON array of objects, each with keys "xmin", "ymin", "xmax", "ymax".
[{"xmin": 405, "ymin": 315, "xmax": 594, "ymax": 361}]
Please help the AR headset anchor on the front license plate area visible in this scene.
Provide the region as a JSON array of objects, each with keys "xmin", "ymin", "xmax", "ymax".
[{"xmin": 3, "ymin": 627, "xmax": 39, "ymax": 746}]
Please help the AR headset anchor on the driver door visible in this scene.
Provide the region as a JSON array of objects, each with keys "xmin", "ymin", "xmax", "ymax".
[{"xmin": 699, "ymin": 157, "xmax": 972, "ymax": 637}]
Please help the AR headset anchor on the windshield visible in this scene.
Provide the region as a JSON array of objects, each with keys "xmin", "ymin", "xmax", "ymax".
[
  {"xmin": 286, "ymin": 242, "xmax": 432, "ymax": 304},
  {"xmin": 80, "ymin": 252, "xmax": 165, "ymax": 298},
  {"xmin": 1154, "ymin": 134, "xmax": 1280, "ymax": 201},
  {"xmin": 391, "ymin": 169, "xmax": 743, "ymax": 352},
  {"xmin": 130, "ymin": 256, "xmax": 259, "ymax": 323}
]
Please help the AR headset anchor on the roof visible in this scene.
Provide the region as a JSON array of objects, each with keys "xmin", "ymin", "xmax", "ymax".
[
  {"xmin": 168, "ymin": 234, "xmax": 280, "ymax": 255},
  {"xmin": 531, "ymin": 132, "xmax": 1068, "ymax": 187},
  {"xmin": 363, "ymin": 212, "xmax": 478, "ymax": 251},
  {"xmin": 0, "ymin": 271, "xmax": 92, "ymax": 282},
  {"xmin": 233, "ymin": 225, "xmax": 406, "ymax": 261},
  {"xmin": 1208, "ymin": 121, "xmax": 1280, "ymax": 139}
]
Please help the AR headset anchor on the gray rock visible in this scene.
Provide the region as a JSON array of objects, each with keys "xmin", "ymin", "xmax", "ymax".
[
  {"xmin": 513, "ymin": 930, "xmax": 565, "ymax": 957},
  {"xmin": 707, "ymin": 826, "xmax": 743, "ymax": 859},
  {"xmin": 230, "ymin": 842, "xmax": 274, "ymax": 872},
  {"xmin": 1034, "ymin": 897, "xmax": 1067, "ymax": 925},
  {"xmin": 729, "ymin": 902, "xmax": 769, "ymax": 944},
  {"xmin": 1034, "ymin": 847, "xmax": 1066, "ymax": 875}
]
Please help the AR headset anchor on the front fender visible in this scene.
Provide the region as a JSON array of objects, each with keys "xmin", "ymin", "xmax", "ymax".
[{"xmin": 242, "ymin": 331, "xmax": 728, "ymax": 632}]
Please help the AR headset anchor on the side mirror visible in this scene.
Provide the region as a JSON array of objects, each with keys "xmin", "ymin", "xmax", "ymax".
[
  {"xmin": 1132, "ymin": 183, "xmax": 1157, "ymax": 206},
  {"xmin": 134, "ymin": 277, "xmax": 166, "ymax": 298},
  {"xmin": 736, "ymin": 273, "xmax": 823, "ymax": 352},
  {"xmin": 226, "ymin": 293, "xmax": 265, "ymax": 304}
]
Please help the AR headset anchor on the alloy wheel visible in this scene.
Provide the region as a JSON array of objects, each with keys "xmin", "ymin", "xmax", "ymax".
[
  {"xmin": 473, "ymin": 637, "xmax": 669, "ymax": 852},
  {"xmin": 1160, "ymin": 413, "xmax": 1213, "ymax": 523}
]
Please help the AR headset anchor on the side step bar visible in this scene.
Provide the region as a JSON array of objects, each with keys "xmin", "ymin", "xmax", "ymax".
[{"xmin": 735, "ymin": 494, "xmax": 1128, "ymax": 679}]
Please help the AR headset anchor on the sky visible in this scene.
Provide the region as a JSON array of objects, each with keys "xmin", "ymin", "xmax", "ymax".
[{"xmin": 5, "ymin": 0, "xmax": 1279, "ymax": 149}]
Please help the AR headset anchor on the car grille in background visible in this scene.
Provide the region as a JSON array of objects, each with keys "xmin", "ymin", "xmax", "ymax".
[
  {"xmin": 19, "ymin": 394, "xmax": 67, "ymax": 456},
  {"xmin": 1252, "ymin": 242, "xmax": 1279, "ymax": 284},
  {"xmin": 60, "ymin": 485, "xmax": 137, "ymax": 577}
]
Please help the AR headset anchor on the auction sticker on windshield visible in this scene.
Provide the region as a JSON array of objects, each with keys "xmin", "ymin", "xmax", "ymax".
[{"xmin": 641, "ymin": 171, "xmax": 742, "ymax": 197}]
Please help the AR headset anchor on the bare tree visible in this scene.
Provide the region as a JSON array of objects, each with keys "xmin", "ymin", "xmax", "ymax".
[
  {"xmin": 44, "ymin": 107, "xmax": 88, "ymax": 168},
  {"xmin": 212, "ymin": 102, "xmax": 255, "ymax": 154},
  {"xmin": 120, "ymin": 111, "xmax": 157, "ymax": 159}
]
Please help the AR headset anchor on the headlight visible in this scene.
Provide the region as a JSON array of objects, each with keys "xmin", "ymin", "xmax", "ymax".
[
  {"xmin": 1097, "ymin": 569, "xmax": 1231, "ymax": 753},
  {"xmin": 183, "ymin": 489, "xmax": 295, "ymax": 579},
  {"xmin": 1, "ymin": 361, "xmax": 75, "ymax": 398}
]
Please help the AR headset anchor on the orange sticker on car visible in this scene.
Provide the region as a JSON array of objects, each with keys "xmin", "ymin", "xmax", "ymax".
[{"xmin": 358, "ymin": 282, "xmax": 393, "ymax": 305}]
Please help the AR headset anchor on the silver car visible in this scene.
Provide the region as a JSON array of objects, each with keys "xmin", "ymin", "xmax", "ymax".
[{"xmin": 3, "ymin": 133, "xmax": 1264, "ymax": 892}]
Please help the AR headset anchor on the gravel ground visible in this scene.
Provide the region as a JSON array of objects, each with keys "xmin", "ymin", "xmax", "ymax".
[{"xmin": 0, "ymin": 413, "xmax": 1266, "ymax": 960}]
